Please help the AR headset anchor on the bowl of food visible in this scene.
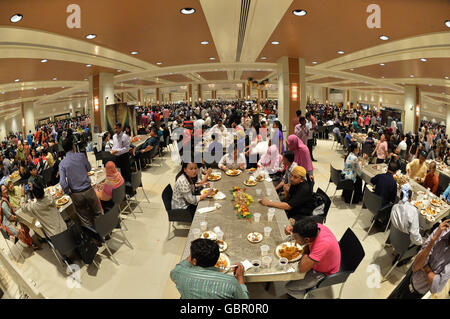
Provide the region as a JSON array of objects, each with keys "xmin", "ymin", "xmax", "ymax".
[
  {"xmin": 243, "ymin": 178, "xmax": 257, "ymax": 187},
  {"xmin": 275, "ymin": 242, "xmax": 303, "ymax": 262},
  {"xmin": 248, "ymin": 168, "xmax": 257, "ymax": 173},
  {"xmin": 255, "ymin": 175, "xmax": 265, "ymax": 182}
]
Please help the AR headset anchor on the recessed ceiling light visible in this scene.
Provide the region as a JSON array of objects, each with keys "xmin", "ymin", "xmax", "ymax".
[
  {"xmin": 428, "ymin": 84, "xmax": 432, "ymax": 86},
  {"xmin": 85, "ymin": 34, "xmax": 97, "ymax": 40},
  {"xmin": 33, "ymin": 88, "xmax": 37, "ymax": 90},
  {"xmin": 271, "ymin": 41, "xmax": 280, "ymax": 45},
  {"xmin": 53, "ymin": 77, "xmax": 57, "ymax": 80},
  {"xmin": 445, "ymin": 20, "xmax": 450, "ymax": 28},
  {"xmin": 350, "ymin": 68, "xmax": 354, "ymax": 71},
  {"xmin": 381, "ymin": 76, "xmax": 384, "ymax": 78},
  {"xmin": 312, "ymin": 61, "xmax": 318, "ymax": 65},
  {"xmin": 131, "ymin": 51, "xmax": 139, "ymax": 55},
  {"xmin": 200, "ymin": 41, "xmax": 209, "ymax": 45},
  {"xmin": 260, "ymin": 57, "xmax": 267, "ymax": 60},
  {"xmin": 292, "ymin": 10, "xmax": 307, "ymax": 16},
  {"xmin": 40, "ymin": 59, "xmax": 48, "ymax": 63},
  {"xmin": 445, "ymin": 76, "xmax": 449, "ymax": 79},
  {"xmin": 84, "ymin": 78, "xmax": 88, "ymax": 81},
  {"xmin": 420, "ymin": 58, "xmax": 427, "ymax": 62},
  {"xmin": 117, "ymin": 69, "xmax": 122, "ymax": 72},
  {"xmin": 379, "ymin": 63, "xmax": 385, "ymax": 66},
  {"xmin": 180, "ymin": 8, "xmax": 196, "ymax": 15},
  {"xmin": 209, "ymin": 57, "xmax": 216, "ymax": 60},
  {"xmin": 86, "ymin": 64, "xmax": 92, "ymax": 67},
  {"xmin": 61, "ymin": 86, "xmax": 65, "ymax": 89},
  {"xmin": 14, "ymin": 79, "xmax": 19, "ymax": 82},
  {"xmin": 156, "ymin": 62, "xmax": 162, "ymax": 65},
  {"xmin": 10, "ymin": 14, "xmax": 23, "ymax": 23},
  {"xmin": 379, "ymin": 35, "xmax": 389, "ymax": 41},
  {"xmin": 410, "ymin": 75, "xmax": 414, "ymax": 77},
  {"xmin": 337, "ymin": 50, "xmax": 345, "ymax": 54}
]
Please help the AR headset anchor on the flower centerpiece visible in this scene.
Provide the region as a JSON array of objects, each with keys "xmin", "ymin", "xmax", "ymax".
[{"xmin": 230, "ymin": 187, "xmax": 254, "ymax": 221}]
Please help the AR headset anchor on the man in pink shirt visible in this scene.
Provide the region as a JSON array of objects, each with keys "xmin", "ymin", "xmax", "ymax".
[{"xmin": 284, "ymin": 219, "xmax": 341, "ymax": 298}]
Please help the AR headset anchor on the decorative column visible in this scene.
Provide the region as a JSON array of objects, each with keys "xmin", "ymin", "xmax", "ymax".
[
  {"xmin": 22, "ymin": 101, "xmax": 35, "ymax": 134},
  {"xmin": 246, "ymin": 82, "xmax": 251, "ymax": 100},
  {"xmin": 137, "ymin": 89, "xmax": 142, "ymax": 106},
  {"xmin": 325, "ymin": 87, "xmax": 329, "ymax": 106},
  {"xmin": 89, "ymin": 72, "xmax": 114, "ymax": 133},
  {"xmin": 188, "ymin": 84, "xmax": 193, "ymax": 106},
  {"xmin": 277, "ymin": 57, "xmax": 306, "ymax": 135},
  {"xmin": 404, "ymin": 85, "xmax": 421, "ymax": 134},
  {"xmin": 0, "ymin": 118, "xmax": 6, "ymax": 141}
]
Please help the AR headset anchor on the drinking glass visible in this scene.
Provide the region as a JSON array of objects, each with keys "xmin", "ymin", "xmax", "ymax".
[
  {"xmin": 253, "ymin": 213, "xmax": 261, "ymax": 223},
  {"xmin": 264, "ymin": 227, "xmax": 272, "ymax": 237},
  {"xmin": 260, "ymin": 244, "xmax": 270, "ymax": 256}
]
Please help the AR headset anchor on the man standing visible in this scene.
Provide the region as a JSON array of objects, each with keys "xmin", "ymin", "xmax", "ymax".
[
  {"xmin": 110, "ymin": 122, "xmax": 131, "ymax": 183},
  {"xmin": 59, "ymin": 137, "xmax": 102, "ymax": 227},
  {"xmin": 294, "ymin": 117, "xmax": 309, "ymax": 146},
  {"xmin": 170, "ymin": 239, "xmax": 249, "ymax": 299}
]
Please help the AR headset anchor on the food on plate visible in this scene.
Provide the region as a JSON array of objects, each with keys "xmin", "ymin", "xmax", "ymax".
[
  {"xmin": 248, "ymin": 168, "xmax": 257, "ymax": 173},
  {"xmin": 244, "ymin": 179, "xmax": 257, "ymax": 186},
  {"xmin": 226, "ymin": 169, "xmax": 241, "ymax": 176},
  {"xmin": 201, "ymin": 231, "xmax": 217, "ymax": 240},
  {"xmin": 247, "ymin": 232, "xmax": 263, "ymax": 243},
  {"xmin": 414, "ymin": 201, "xmax": 424, "ymax": 209},
  {"xmin": 215, "ymin": 253, "xmax": 229, "ymax": 269},
  {"xmin": 217, "ymin": 240, "xmax": 227, "ymax": 252},
  {"xmin": 255, "ymin": 175, "xmax": 265, "ymax": 182},
  {"xmin": 56, "ymin": 196, "xmax": 69, "ymax": 206},
  {"xmin": 278, "ymin": 244, "xmax": 303, "ymax": 261},
  {"xmin": 88, "ymin": 171, "xmax": 95, "ymax": 176},
  {"xmin": 208, "ymin": 173, "xmax": 221, "ymax": 181},
  {"xmin": 424, "ymin": 207, "xmax": 436, "ymax": 216},
  {"xmin": 10, "ymin": 171, "xmax": 20, "ymax": 179},
  {"xmin": 431, "ymin": 198, "xmax": 442, "ymax": 207},
  {"xmin": 201, "ymin": 188, "xmax": 218, "ymax": 197}
]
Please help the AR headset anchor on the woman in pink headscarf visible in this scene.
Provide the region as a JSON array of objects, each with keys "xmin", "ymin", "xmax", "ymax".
[
  {"xmin": 258, "ymin": 144, "xmax": 283, "ymax": 174},
  {"xmin": 286, "ymin": 135, "xmax": 314, "ymax": 177},
  {"xmin": 95, "ymin": 161, "xmax": 124, "ymax": 211}
]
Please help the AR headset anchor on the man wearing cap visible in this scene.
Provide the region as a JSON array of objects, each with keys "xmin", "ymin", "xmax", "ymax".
[
  {"xmin": 406, "ymin": 151, "xmax": 428, "ymax": 183},
  {"xmin": 260, "ymin": 165, "xmax": 315, "ymax": 221}
]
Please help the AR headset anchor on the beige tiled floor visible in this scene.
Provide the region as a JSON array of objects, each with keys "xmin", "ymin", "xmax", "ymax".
[{"xmin": 0, "ymin": 141, "xmax": 448, "ymax": 299}]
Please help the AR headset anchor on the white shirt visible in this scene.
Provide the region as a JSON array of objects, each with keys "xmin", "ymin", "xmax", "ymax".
[
  {"xmin": 112, "ymin": 132, "xmax": 130, "ymax": 156},
  {"xmin": 390, "ymin": 201, "xmax": 422, "ymax": 246},
  {"xmin": 306, "ymin": 120, "xmax": 313, "ymax": 139},
  {"xmin": 218, "ymin": 153, "xmax": 246, "ymax": 170},
  {"xmin": 326, "ymin": 120, "xmax": 334, "ymax": 126},
  {"xmin": 398, "ymin": 140, "xmax": 408, "ymax": 151}
]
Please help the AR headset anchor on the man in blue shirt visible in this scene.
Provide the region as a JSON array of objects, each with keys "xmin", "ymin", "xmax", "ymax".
[
  {"xmin": 135, "ymin": 127, "xmax": 160, "ymax": 168},
  {"xmin": 27, "ymin": 131, "xmax": 33, "ymax": 147},
  {"xmin": 59, "ymin": 137, "xmax": 102, "ymax": 227},
  {"xmin": 371, "ymin": 160, "xmax": 398, "ymax": 207},
  {"xmin": 442, "ymin": 184, "xmax": 450, "ymax": 204}
]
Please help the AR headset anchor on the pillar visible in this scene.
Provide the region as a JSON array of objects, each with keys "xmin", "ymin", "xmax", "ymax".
[
  {"xmin": 404, "ymin": 85, "xmax": 421, "ymax": 134},
  {"xmin": 137, "ymin": 89, "xmax": 142, "ymax": 106},
  {"xmin": 188, "ymin": 84, "xmax": 193, "ymax": 106},
  {"xmin": 277, "ymin": 56, "xmax": 306, "ymax": 135},
  {"xmin": 243, "ymin": 83, "xmax": 246, "ymax": 99},
  {"xmin": 22, "ymin": 101, "xmax": 35, "ymax": 135},
  {"xmin": 446, "ymin": 108, "xmax": 450, "ymax": 137},
  {"xmin": 238, "ymin": 90, "xmax": 241, "ymax": 100},
  {"xmin": 169, "ymin": 93, "xmax": 172, "ymax": 103},
  {"xmin": 89, "ymin": 72, "xmax": 114, "ymax": 133},
  {"xmin": 0, "ymin": 118, "xmax": 6, "ymax": 141},
  {"xmin": 197, "ymin": 84, "xmax": 202, "ymax": 103},
  {"xmin": 246, "ymin": 82, "xmax": 251, "ymax": 100},
  {"xmin": 325, "ymin": 87, "xmax": 329, "ymax": 106},
  {"xmin": 344, "ymin": 89, "xmax": 350, "ymax": 110}
]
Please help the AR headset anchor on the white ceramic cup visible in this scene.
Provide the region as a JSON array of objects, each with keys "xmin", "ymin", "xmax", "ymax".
[
  {"xmin": 192, "ymin": 228, "xmax": 201, "ymax": 239},
  {"xmin": 251, "ymin": 259, "xmax": 261, "ymax": 273},
  {"xmin": 200, "ymin": 221, "xmax": 208, "ymax": 231},
  {"xmin": 260, "ymin": 244, "xmax": 270, "ymax": 256},
  {"xmin": 278, "ymin": 257, "xmax": 288, "ymax": 271},
  {"xmin": 254, "ymin": 213, "xmax": 261, "ymax": 223},
  {"xmin": 264, "ymin": 226, "xmax": 272, "ymax": 237}
]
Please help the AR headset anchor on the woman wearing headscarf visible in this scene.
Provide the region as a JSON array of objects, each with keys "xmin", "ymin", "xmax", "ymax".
[
  {"xmin": 95, "ymin": 161, "xmax": 124, "ymax": 211},
  {"xmin": 286, "ymin": 135, "xmax": 314, "ymax": 180},
  {"xmin": 257, "ymin": 144, "xmax": 283, "ymax": 174}
]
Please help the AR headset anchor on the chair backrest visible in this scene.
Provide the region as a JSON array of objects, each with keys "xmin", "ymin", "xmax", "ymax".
[
  {"xmin": 362, "ymin": 143, "xmax": 373, "ymax": 157},
  {"xmin": 94, "ymin": 204, "xmax": 120, "ymax": 238},
  {"xmin": 162, "ymin": 184, "xmax": 173, "ymax": 212},
  {"xmin": 111, "ymin": 183, "xmax": 126, "ymax": 206},
  {"xmin": 0, "ymin": 228, "xmax": 10, "ymax": 240},
  {"xmin": 316, "ymin": 228, "xmax": 365, "ymax": 290},
  {"xmin": 388, "ymin": 224, "xmax": 412, "ymax": 255},
  {"xmin": 49, "ymin": 226, "xmax": 79, "ymax": 256},
  {"xmin": 329, "ymin": 165, "xmax": 342, "ymax": 185},
  {"xmin": 42, "ymin": 168, "xmax": 53, "ymax": 186},
  {"xmin": 399, "ymin": 160, "xmax": 407, "ymax": 174},
  {"xmin": 362, "ymin": 186, "xmax": 383, "ymax": 216},
  {"xmin": 437, "ymin": 173, "xmax": 450, "ymax": 196},
  {"xmin": 339, "ymin": 228, "xmax": 366, "ymax": 272},
  {"xmin": 131, "ymin": 170, "xmax": 141, "ymax": 191},
  {"xmin": 316, "ymin": 188, "xmax": 332, "ymax": 218}
]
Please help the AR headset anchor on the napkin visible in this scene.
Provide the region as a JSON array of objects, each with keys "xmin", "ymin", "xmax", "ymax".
[
  {"xmin": 265, "ymin": 177, "xmax": 272, "ymax": 182},
  {"xmin": 197, "ymin": 206, "xmax": 216, "ymax": 214},
  {"xmin": 241, "ymin": 260, "xmax": 253, "ymax": 271},
  {"xmin": 213, "ymin": 192, "xmax": 226, "ymax": 200}
]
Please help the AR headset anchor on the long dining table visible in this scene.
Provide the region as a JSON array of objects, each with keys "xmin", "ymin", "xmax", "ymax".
[
  {"xmin": 360, "ymin": 163, "xmax": 450, "ymax": 232},
  {"xmin": 14, "ymin": 167, "xmax": 106, "ymax": 238},
  {"xmin": 180, "ymin": 169, "xmax": 305, "ymax": 283}
]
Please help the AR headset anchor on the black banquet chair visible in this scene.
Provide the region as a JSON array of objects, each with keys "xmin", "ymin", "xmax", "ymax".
[
  {"xmin": 304, "ymin": 228, "xmax": 365, "ymax": 299},
  {"xmin": 162, "ymin": 184, "xmax": 194, "ymax": 238},
  {"xmin": 325, "ymin": 164, "xmax": 355, "ymax": 204}
]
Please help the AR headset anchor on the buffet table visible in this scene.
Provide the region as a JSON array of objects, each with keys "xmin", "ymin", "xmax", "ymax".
[{"xmin": 180, "ymin": 169, "xmax": 305, "ymax": 283}]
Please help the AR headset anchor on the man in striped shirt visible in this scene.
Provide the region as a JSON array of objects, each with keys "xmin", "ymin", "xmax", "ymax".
[{"xmin": 170, "ymin": 239, "xmax": 249, "ymax": 299}]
